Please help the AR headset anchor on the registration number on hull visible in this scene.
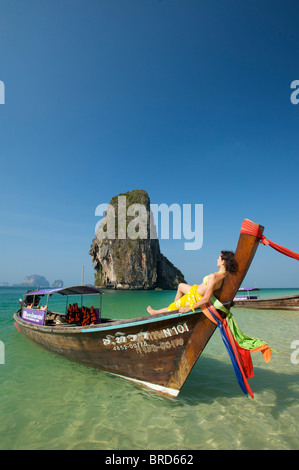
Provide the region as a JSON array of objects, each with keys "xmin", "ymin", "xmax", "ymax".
[{"xmin": 102, "ymin": 322, "xmax": 190, "ymax": 354}]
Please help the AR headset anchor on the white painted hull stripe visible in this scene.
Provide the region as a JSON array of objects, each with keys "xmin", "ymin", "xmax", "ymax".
[{"xmin": 109, "ymin": 372, "xmax": 180, "ymax": 397}]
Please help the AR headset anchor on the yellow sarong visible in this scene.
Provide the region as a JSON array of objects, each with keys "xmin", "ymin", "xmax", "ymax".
[{"xmin": 167, "ymin": 284, "xmax": 203, "ymax": 312}]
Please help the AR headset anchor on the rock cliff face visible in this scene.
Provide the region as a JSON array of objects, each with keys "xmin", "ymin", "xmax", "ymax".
[{"xmin": 89, "ymin": 189, "xmax": 186, "ymax": 289}]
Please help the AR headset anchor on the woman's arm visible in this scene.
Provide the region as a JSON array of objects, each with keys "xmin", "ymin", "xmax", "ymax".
[
  {"xmin": 178, "ymin": 274, "xmax": 216, "ymax": 313},
  {"xmin": 193, "ymin": 274, "xmax": 216, "ymax": 309}
]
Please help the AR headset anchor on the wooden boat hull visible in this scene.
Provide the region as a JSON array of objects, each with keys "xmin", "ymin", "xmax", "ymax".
[
  {"xmin": 233, "ymin": 294, "xmax": 299, "ymax": 310},
  {"xmin": 13, "ymin": 218, "xmax": 265, "ymax": 396},
  {"xmin": 14, "ymin": 309, "xmax": 217, "ymax": 397}
]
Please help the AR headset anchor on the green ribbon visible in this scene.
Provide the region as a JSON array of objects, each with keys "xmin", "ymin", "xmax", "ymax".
[{"xmin": 210, "ymin": 296, "xmax": 268, "ymax": 351}]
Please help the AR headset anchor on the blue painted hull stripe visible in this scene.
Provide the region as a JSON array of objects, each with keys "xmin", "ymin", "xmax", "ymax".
[{"xmin": 81, "ymin": 310, "xmax": 196, "ymax": 333}]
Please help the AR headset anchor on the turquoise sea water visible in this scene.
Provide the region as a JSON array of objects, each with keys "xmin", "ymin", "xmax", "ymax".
[{"xmin": 0, "ymin": 286, "xmax": 299, "ymax": 450}]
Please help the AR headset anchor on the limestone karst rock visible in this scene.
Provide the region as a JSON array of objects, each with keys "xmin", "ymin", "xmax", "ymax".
[{"xmin": 89, "ymin": 189, "xmax": 186, "ymax": 289}]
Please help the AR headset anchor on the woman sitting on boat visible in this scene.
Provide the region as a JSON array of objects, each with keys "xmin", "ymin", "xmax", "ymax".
[{"xmin": 147, "ymin": 251, "xmax": 237, "ymax": 315}]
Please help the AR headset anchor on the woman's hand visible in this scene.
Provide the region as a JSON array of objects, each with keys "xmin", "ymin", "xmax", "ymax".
[{"xmin": 178, "ymin": 306, "xmax": 192, "ymax": 313}]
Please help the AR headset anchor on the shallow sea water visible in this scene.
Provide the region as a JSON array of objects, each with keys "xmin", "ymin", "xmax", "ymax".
[{"xmin": 0, "ymin": 287, "xmax": 299, "ymax": 450}]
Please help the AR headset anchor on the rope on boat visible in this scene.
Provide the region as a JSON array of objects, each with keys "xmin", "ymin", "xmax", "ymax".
[
  {"xmin": 241, "ymin": 219, "xmax": 299, "ymax": 261},
  {"xmin": 270, "ymin": 348, "xmax": 291, "ymax": 358}
]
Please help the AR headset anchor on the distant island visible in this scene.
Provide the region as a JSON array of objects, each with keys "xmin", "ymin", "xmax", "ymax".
[
  {"xmin": 51, "ymin": 280, "xmax": 64, "ymax": 288},
  {"xmin": 14, "ymin": 275, "xmax": 64, "ymax": 288},
  {"xmin": 16, "ymin": 274, "xmax": 50, "ymax": 288}
]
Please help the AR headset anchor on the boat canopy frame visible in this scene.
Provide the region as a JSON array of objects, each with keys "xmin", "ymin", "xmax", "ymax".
[{"xmin": 22, "ymin": 285, "xmax": 106, "ymax": 324}]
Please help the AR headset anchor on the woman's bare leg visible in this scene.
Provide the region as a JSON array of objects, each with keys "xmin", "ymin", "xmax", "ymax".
[
  {"xmin": 147, "ymin": 283, "xmax": 191, "ymax": 316},
  {"xmin": 174, "ymin": 283, "xmax": 191, "ymax": 301},
  {"xmin": 147, "ymin": 306, "xmax": 170, "ymax": 315}
]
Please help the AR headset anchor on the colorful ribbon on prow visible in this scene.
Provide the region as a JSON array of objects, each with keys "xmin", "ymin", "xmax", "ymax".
[{"xmin": 202, "ymin": 299, "xmax": 271, "ymax": 398}]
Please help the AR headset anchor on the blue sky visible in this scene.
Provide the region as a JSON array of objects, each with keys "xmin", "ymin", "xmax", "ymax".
[{"xmin": 0, "ymin": 0, "xmax": 298, "ymax": 287}]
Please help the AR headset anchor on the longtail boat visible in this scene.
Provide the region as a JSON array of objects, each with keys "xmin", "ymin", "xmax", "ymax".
[
  {"xmin": 234, "ymin": 287, "xmax": 260, "ymax": 300},
  {"xmin": 233, "ymin": 293, "xmax": 299, "ymax": 310},
  {"xmin": 13, "ymin": 218, "xmax": 264, "ymax": 397}
]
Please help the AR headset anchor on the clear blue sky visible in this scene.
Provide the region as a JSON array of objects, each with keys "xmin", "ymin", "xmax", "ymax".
[{"xmin": 0, "ymin": 0, "xmax": 298, "ymax": 287}]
